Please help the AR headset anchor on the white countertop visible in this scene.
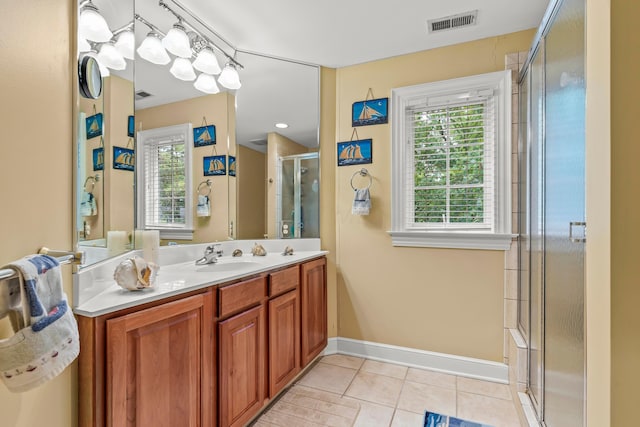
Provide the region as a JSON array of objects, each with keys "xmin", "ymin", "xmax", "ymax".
[{"xmin": 74, "ymin": 251, "xmax": 326, "ymax": 317}]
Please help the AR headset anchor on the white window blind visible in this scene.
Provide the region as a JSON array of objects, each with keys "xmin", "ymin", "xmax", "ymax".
[
  {"xmin": 406, "ymin": 98, "xmax": 495, "ymax": 231},
  {"xmin": 137, "ymin": 123, "xmax": 193, "ymax": 239},
  {"xmin": 390, "ymin": 70, "xmax": 512, "ymax": 250}
]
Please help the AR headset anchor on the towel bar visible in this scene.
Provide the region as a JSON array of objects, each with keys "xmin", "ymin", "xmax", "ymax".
[
  {"xmin": 350, "ymin": 168, "xmax": 372, "ymax": 190},
  {"xmin": 0, "ymin": 250, "xmax": 84, "ymax": 281}
]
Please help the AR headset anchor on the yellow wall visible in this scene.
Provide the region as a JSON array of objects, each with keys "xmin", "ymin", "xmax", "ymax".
[
  {"xmin": 236, "ymin": 145, "xmax": 266, "ymax": 239},
  {"xmin": 136, "ymin": 93, "xmax": 232, "ymax": 243},
  {"xmin": 333, "ymin": 29, "xmax": 535, "ymax": 362},
  {"xmin": 610, "ymin": 0, "xmax": 640, "ymax": 425},
  {"xmin": 0, "ymin": 1, "xmax": 76, "ymax": 426},
  {"xmin": 265, "ymin": 132, "xmax": 310, "ymax": 238}
]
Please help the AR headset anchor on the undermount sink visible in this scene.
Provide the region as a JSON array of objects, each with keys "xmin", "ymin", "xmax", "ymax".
[{"xmin": 195, "ymin": 260, "xmax": 262, "ymax": 273}]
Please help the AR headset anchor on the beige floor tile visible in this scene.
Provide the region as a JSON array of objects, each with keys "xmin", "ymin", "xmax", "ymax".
[
  {"xmin": 396, "ymin": 381, "xmax": 456, "ymax": 416},
  {"xmin": 345, "ymin": 371, "xmax": 404, "ymax": 407},
  {"xmin": 360, "ymin": 360, "xmax": 408, "ymax": 379},
  {"xmin": 279, "ymin": 386, "xmax": 360, "ymax": 420},
  {"xmin": 297, "ymin": 362, "xmax": 358, "ymax": 394},
  {"xmin": 457, "ymin": 391, "xmax": 521, "ymax": 427},
  {"xmin": 391, "ymin": 409, "xmax": 425, "ymax": 427},
  {"xmin": 405, "ymin": 368, "xmax": 457, "ymax": 390},
  {"xmin": 258, "ymin": 408, "xmax": 326, "ymax": 427},
  {"xmin": 343, "ymin": 397, "xmax": 395, "ymax": 427},
  {"xmin": 457, "ymin": 377, "xmax": 513, "ymax": 401},
  {"xmin": 269, "ymin": 401, "xmax": 354, "ymax": 427},
  {"xmin": 320, "ymin": 354, "xmax": 365, "ymax": 370}
]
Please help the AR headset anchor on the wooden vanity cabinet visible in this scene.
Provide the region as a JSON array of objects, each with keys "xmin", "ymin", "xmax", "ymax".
[
  {"xmin": 217, "ymin": 277, "xmax": 267, "ymax": 427},
  {"xmin": 105, "ymin": 292, "xmax": 213, "ymax": 427},
  {"xmin": 267, "ymin": 266, "xmax": 301, "ymax": 398},
  {"xmin": 300, "ymin": 257, "xmax": 327, "ymax": 366}
]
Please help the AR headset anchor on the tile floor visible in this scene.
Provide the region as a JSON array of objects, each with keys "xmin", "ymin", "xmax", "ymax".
[{"xmin": 253, "ymin": 355, "xmax": 523, "ymax": 427}]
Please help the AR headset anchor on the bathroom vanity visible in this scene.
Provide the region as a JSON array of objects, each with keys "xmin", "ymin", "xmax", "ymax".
[{"xmin": 75, "ymin": 250, "xmax": 327, "ymax": 427}]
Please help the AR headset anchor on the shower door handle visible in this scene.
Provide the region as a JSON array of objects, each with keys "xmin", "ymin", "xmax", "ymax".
[{"xmin": 569, "ymin": 221, "xmax": 586, "ymax": 243}]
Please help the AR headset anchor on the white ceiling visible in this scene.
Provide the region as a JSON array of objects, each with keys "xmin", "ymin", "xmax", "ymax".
[{"xmin": 95, "ymin": 0, "xmax": 549, "ymax": 151}]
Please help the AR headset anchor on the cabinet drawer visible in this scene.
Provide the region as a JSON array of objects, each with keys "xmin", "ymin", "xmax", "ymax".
[
  {"xmin": 218, "ymin": 276, "xmax": 266, "ymax": 318},
  {"xmin": 269, "ymin": 266, "xmax": 299, "ymax": 296}
]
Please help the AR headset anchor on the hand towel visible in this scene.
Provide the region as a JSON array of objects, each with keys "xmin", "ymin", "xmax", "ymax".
[
  {"xmin": 0, "ymin": 255, "xmax": 80, "ymax": 393},
  {"xmin": 352, "ymin": 188, "xmax": 371, "ymax": 215},
  {"xmin": 197, "ymin": 195, "xmax": 211, "ymax": 217},
  {"xmin": 80, "ymin": 191, "xmax": 97, "ymax": 217}
]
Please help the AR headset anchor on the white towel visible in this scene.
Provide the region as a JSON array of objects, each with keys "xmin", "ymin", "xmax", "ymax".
[
  {"xmin": 79, "ymin": 191, "xmax": 97, "ymax": 217},
  {"xmin": 197, "ymin": 195, "xmax": 211, "ymax": 217},
  {"xmin": 0, "ymin": 255, "xmax": 80, "ymax": 393},
  {"xmin": 352, "ymin": 188, "xmax": 371, "ymax": 215}
]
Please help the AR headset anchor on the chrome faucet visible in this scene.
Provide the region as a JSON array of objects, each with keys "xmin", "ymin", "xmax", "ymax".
[{"xmin": 195, "ymin": 244, "xmax": 223, "ymax": 265}]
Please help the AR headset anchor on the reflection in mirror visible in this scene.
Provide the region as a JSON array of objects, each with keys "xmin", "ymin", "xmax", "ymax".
[{"xmin": 75, "ymin": 0, "xmax": 135, "ymax": 266}]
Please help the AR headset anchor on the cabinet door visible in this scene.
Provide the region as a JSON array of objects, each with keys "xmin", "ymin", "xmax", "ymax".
[
  {"xmin": 268, "ymin": 290, "xmax": 300, "ymax": 397},
  {"xmin": 218, "ymin": 305, "xmax": 266, "ymax": 427},
  {"xmin": 300, "ymin": 258, "xmax": 327, "ymax": 367},
  {"xmin": 106, "ymin": 293, "xmax": 213, "ymax": 427}
]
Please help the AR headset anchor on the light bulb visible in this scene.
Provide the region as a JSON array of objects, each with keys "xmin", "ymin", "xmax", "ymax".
[
  {"xmin": 170, "ymin": 57, "xmax": 196, "ymax": 81},
  {"xmin": 193, "ymin": 47, "xmax": 221, "ymax": 75},
  {"xmin": 194, "ymin": 73, "xmax": 220, "ymax": 94},
  {"xmin": 78, "ymin": 2, "xmax": 113, "ymax": 42},
  {"xmin": 115, "ymin": 30, "xmax": 135, "ymax": 60},
  {"xmin": 137, "ymin": 32, "xmax": 171, "ymax": 65},
  {"xmin": 97, "ymin": 42, "xmax": 126, "ymax": 70},
  {"xmin": 218, "ymin": 63, "xmax": 241, "ymax": 90},
  {"xmin": 162, "ymin": 23, "xmax": 191, "ymax": 58}
]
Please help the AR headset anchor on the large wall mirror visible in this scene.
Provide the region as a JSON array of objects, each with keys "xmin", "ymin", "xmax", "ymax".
[{"xmin": 74, "ymin": 0, "xmax": 320, "ymax": 268}]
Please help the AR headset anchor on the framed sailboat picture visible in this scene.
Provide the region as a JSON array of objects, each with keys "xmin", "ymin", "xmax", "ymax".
[
  {"xmin": 92, "ymin": 147, "xmax": 104, "ymax": 171},
  {"xmin": 228, "ymin": 156, "xmax": 236, "ymax": 177},
  {"xmin": 193, "ymin": 124, "xmax": 216, "ymax": 147},
  {"xmin": 337, "ymin": 139, "xmax": 372, "ymax": 167},
  {"xmin": 204, "ymin": 155, "xmax": 226, "ymax": 176},
  {"xmin": 352, "ymin": 97, "xmax": 388, "ymax": 127},
  {"xmin": 128, "ymin": 115, "xmax": 135, "ymax": 137},
  {"xmin": 113, "ymin": 147, "xmax": 134, "ymax": 171},
  {"xmin": 86, "ymin": 113, "xmax": 103, "ymax": 139}
]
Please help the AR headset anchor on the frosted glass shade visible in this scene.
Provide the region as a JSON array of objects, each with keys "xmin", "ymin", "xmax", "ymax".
[
  {"xmin": 98, "ymin": 42, "xmax": 126, "ymax": 70},
  {"xmin": 162, "ymin": 23, "xmax": 191, "ymax": 58},
  {"xmin": 78, "ymin": 5, "xmax": 113, "ymax": 42},
  {"xmin": 193, "ymin": 47, "xmax": 221, "ymax": 75},
  {"xmin": 218, "ymin": 63, "xmax": 241, "ymax": 90},
  {"xmin": 170, "ymin": 57, "xmax": 196, "ymax": 81},
  {"xmin": 78, "ymin": 37, "xmax": 91, "ymax": 53},
  {"xmin": 194, "ymin": 73, "xmax": 220, "ymax": 94},
  {"xmin": 115, "ymin": 30, "xmax": 135, "ymax": 60},
  {"xmin": 137, "ymin": 33, "xmax": 171, "ymax": 65}
]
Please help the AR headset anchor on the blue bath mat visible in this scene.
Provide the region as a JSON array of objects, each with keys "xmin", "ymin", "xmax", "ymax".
[{"xmin": 424, "ymin": 411, "xmax": 494, "ymax": 427}]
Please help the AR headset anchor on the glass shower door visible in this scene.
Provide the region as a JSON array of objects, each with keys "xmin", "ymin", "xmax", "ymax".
[{"xmin": 543, "ymin": 0, "xmax": 586, "ymax": 424}]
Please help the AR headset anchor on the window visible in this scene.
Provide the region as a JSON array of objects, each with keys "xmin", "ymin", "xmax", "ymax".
[
  {"xmin": 136, "ymin": 123, "xmax": 193, "ymax": 239},
  {"xmin": 390, "ymin": 71, "xmax": 512, "ymax": 250}
]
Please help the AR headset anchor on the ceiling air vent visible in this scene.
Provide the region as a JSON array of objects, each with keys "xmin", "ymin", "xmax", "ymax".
[
  {"xmin": 135, "ymin": 90, "xmax": 153, "ymax": 100},
  {"xmin": 250, "ymin": 139, "xmax": 267, "ymax": 146},
  {"xmin": 428, "ymin": 10, "xmax": 478, "ymax": 33}
]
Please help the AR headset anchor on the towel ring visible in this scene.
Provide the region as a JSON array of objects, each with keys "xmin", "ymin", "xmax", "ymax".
[
  {"xmin": 84, "ymin": 175, "xmax": 99, "ymax": 192},
  {"xmin": 197, "ymin": 179, "xmax": 212, "ymax": 196},
  {"xmin": 350, "ymin": 168, "xmax": 372, "ymax": 191}
]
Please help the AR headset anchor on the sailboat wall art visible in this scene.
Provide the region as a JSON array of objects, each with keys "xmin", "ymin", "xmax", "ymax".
[
  {"xmin": 86, "ymin": 113, "xmax": 103, "ymax": 139},
  {"xmin": 352, "ymin": 98, "xmax": 388, "ymax": 127},
  {"xmin": 204, "ymin": 155, "xmax": 226, "ymax": 176},
  {"xmin": 337, "ymin": 139, "xmax": 372, "ymax": 167},
  {"xmin": 193, "ymin": 124, "xmax": 216, "ymax": 147},
  {"xmin": 113, "ymin": 147, "xmax": 134, "ymax": 172}
]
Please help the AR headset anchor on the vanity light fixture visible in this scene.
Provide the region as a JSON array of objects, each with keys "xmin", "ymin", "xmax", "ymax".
[
  {"xmin": 85, "ymin": 50, "xmax": 110, "ymax": 77},
  {"xmin": 97, "ymin": 42, "xmax": 126, "ymax": 70},
  {"xmin": 78, "ymin": 36, "xmax": 91, "ymax": 53},
  {"xmin": 114, "ymin": 28, "xmax": 135, "ymax": 60},
  {"xmin": 78, "ymin": 0, "xmax": 113, "ymax": 42},
  {"xmin": 170, "ymin": 57, "xmax": 197, "ymax": 81},
  {"xmin": 275, "ymin": 123, "xmax": 289, "ymax": 129},
  {"xmin": 162, "ymin": 22, "xmax": 192, "ymax": 58},
  {"xmin": 193, "ymin": 46, "xmax": 221, "ymax": 75},
  {"xmin": 137, "ymin": 32, "xmax": 171, "ymax": 65},
  {"xmin": 194, "ymin": 73, "xmax": 220, "ymax": 94},
  {"xmin": 218, "ymin": 62, "xmax": 242, "ymax": 90}
]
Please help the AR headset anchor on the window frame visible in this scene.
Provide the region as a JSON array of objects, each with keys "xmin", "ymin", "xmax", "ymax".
[
  {"xmin": 390, "ymin": 70, "xmax": 513, "ymax": 250},
  {"xmin": 136, "ymin": 123, "xmax": 194, "ymax": 240}
]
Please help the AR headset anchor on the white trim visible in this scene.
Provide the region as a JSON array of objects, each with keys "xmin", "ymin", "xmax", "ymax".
[
  {"xmin": 324, "ymin": 337, "xmax": 508, "ymax": 383},
  {"xmin": 390, "ymin": 70, "xmax": 512, "ymax": 250},
  {"xmin": 157, "ymin": 229, "xmax": 194, "ymax": 240}
]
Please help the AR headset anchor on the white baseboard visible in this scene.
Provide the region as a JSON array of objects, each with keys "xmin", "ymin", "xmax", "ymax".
[{"xmin": 324, "ymin": 337, "xmax": 508, "ymax": 384}]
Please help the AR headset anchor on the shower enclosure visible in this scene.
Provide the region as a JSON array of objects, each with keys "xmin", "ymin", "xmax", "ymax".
[
  {"xmin": 277, "ymin": 152, "xmax": 319, "ymax": 239},
  {"xmin": 518, "ymin": 0, "xmax": 586, "ymax": 425}
]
